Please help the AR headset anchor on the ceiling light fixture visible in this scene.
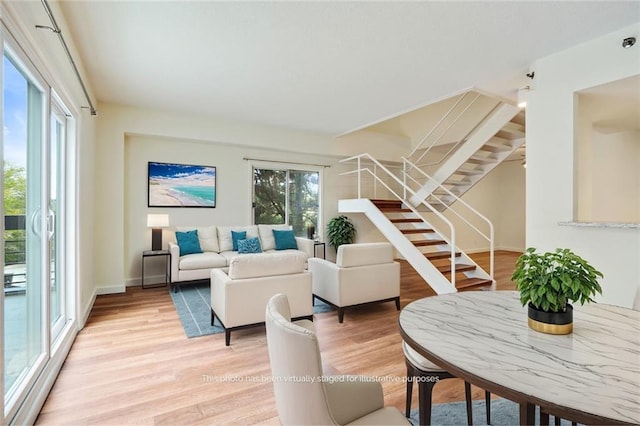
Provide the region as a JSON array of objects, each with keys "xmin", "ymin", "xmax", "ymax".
[
  {"xmin": 622, "ymin": 37, "xmax": 636, "ymax": 49},
  {"xmin": 517, "ymin": 86, "xmax": 530, "ymax": 108}
]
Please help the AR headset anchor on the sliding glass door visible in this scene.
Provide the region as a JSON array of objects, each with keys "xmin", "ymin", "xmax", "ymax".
[
  {"xmin": 3, "ymin": 43, "xmax": 71, "ymax": 419},
  {"xmin": 3, "ymin": 51, "xmax": 47, "ymax": 409},
  {"xmin": 252, "ymin": 165, "xmax": 320, "ymax": 237}
]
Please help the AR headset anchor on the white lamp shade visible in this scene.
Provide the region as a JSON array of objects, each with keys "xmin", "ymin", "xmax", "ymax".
[{"xmin": 147, "ymin": 214, "xmax": 169, "ymax": 228}]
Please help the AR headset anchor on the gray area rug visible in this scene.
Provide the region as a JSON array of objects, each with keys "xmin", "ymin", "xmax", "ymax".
[
  {"xmin": 170, "ymin": 281, "xmax": 333, "ymax": 338},
  {"xmin": 409, "ymin": 397, "xmax": 579, "ymax": 425}
]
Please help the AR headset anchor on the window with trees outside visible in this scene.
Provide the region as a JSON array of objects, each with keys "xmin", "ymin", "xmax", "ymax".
[{"xmin": 252, "ymin": 166, "xmax": 320, "ymax": 238}]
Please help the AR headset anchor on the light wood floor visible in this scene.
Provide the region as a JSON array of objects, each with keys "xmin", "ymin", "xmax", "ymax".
[{"xmin": 36, "ymin": 250, "xmax": 521, "ymax": 425}]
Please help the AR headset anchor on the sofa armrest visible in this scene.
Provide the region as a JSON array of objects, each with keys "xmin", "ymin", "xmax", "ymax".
[
  {"xmin": 324, "ymin": 376, "xmax": 385, "ymax": 424},
  {"xmin": 295, "ymin": 237, "xmax": 314, "ymax": 258},
  {"xmin": 168, "ymin": 242, "xmax": 180, "ymax": 283}
]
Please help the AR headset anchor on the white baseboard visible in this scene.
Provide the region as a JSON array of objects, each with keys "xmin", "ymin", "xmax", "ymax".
[
  {"xmin": 79, "ymin": 287, "xmax": 97, "ymax": 329},
  {"xmin": 96, "ymin": 285, "xmax": 126, "ymax": 295},
  {"xmin": 125, "ymin": 274, "xmax": 166, "ymax": 287}
]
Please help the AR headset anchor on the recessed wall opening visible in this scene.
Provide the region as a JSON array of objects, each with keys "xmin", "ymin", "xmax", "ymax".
[{"xmin": 574, "ymin": 75, "xmax": 640, "ymax": 224}]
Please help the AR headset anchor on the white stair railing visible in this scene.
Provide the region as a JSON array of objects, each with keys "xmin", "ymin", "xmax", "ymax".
[
  {"xmin": 340, "ymin": 153, "xmax": 458, "ymax": 289},
  {"xmin": 402, "ymin": 157, "xmax": 494, "ymax": 278}
]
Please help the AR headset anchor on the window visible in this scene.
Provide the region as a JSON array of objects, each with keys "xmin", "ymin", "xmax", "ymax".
[{"xmin": 252, "ymin": 165, "xmax": 321, "ymax": 238}]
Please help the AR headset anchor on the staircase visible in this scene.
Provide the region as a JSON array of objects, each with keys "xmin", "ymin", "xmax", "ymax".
[
  {"xmin": 337, "ymin": 90, "xmax": 523, "ymax": 294},
  {"xmin": 407, "ymin": 96, "xmax": 525, "ymax": 209},
  {"xmin": 373, "ymin": 199, "xmax": 493, "ymax": 290}
]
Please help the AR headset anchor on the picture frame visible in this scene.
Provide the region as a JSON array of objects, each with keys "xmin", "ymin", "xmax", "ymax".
[{"xmin": 148, "ymin": 161, "xmax": 216, "ymax": 208}]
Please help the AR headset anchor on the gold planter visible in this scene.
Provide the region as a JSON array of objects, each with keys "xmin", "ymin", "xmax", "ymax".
[{"xmin": 527, "ymin": 303, "xmax": 573, "ymax": 335}]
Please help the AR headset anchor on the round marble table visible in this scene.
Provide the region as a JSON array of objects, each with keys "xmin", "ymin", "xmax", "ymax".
[{"xmin": 398, "ymin": 291, "xmax": 640, "ymax": 425}]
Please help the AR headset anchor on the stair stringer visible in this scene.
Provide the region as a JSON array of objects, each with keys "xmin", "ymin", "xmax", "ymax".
[
  {"xmin": 409, "ymin": 103, "xmax": 521, "ymax": 207},
  {"xmin": 429, "ymin": 136, "xmax": 526, "ymax": 209},
  {"xmin": 339, "ymin": 198, "xmax": 457, "ymax": 295}
]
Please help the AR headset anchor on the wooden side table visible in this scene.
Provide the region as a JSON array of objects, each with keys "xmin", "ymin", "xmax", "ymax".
[{"xmin": 141, "ymin": 249, "xmax": 171, "ymax": 289}]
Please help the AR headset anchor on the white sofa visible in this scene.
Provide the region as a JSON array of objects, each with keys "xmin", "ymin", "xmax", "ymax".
[
  {"xmin": 308, "ymin": 242, "xmax": 401, "ymax": 323},
  {"xmin": 168, "ymin": 224, "xmax": 314, "ymax": 290},
  {"xmin": 211, "ymin": 251, "xmax": 313, "ymax": 346}
]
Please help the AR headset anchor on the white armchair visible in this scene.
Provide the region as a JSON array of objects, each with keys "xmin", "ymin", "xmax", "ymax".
[
  {"xmin": 308, "ymin": 243, "xmax": 401, "ymax": 323},
  {"xmin": 211, "ymin": 251, "xmax": 313, "ymax": 346},
  {"xmin": 265, "ymin": 294, "xmax": 410, "ymax": 425}
]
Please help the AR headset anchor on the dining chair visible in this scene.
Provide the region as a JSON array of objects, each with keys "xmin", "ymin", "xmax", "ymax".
[
  {"xmin": 403, "ymin": 341, "xmax": 490, "ymax": 426},
  {"xmin": 266, "ymin": 293, "xmax": 410, "ymax": 425}
]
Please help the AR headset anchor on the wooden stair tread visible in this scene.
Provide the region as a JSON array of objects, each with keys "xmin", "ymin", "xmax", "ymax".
[
  {"xmin": 380, "ymin": 208, "xmax": 412, "ymax": 213},
  {"xmin": 452, "ymin": 169, "xmax": 483, "ymax": 176},
  {"xmin": 371, "ymin": 199, "xmax": 402, "ymax": 207},
  {"xmin": 401, "ymin": 228, "xmax": 435, "ymax": 234},
  {"xmin": 467, "ymin": 156, "xmax": 497, "ymax": 165},
  {"xmin": 424, "ymin": 251, "xmax": 461, "ymax": 260},
  {"xmin": 390, "ymin": 218, "xmax": 423, "ymax": 223},
  {"xmin": 456, "ymin": 277, "xmax": 493, "ymax": 289},
  {"xmin": 480, "ymin": 143, "xmax": 512, "ymax": 153},
  {"xmin": 437, "ymin": 264, "xmax": 476, "ymax": 274},
  {"xmin": 412, "ymin": 239, "xmax": 446, "ymax": 247}
]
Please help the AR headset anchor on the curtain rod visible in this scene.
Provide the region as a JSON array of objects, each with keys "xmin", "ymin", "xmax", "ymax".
[
  {"xmin": 36, "ymin": 0, "xmax": 97, "ymax": 116},
  {"xmin": 243, "ymin": 157, "xmax": 331, "ymax": 168}
]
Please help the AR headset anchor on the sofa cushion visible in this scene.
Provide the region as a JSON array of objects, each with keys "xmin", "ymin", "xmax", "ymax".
[
  {"xmin": 258, "ymin": 224, "xmax": 292, "ymax": 251},
  {"xmin": 179, "ymin": 252, "xmax": 227, "ymax": 270},
  {"xmin": 218, "ymin": 226, "xmax": 259, "ymax": 252},
  {"xmin": 238, "ymin": 237, "xmax": 262, "ymax": 254},
  {"xmin": 336, "ymin": 243, "xmax": 394, "ymax": 268},
  {"xmin": 228, "ymin": 252, "xmax": 306, "ymax": 280},
  {"xmin": 176, "ymin": 226, "xmax": 219, "ymax": 252},
  {"xmin": 231, "ymin": 230, "xmax": 247, "ymax": 251},
  {"xmin": 273, "ymin": 229, "xmax": 298, "ymax": 250},
  {"xmin": 175, "ymin": 230, "xmax": 203, "ymax": 256}
]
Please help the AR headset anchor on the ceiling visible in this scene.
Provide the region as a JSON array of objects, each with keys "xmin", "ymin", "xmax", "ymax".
[{"xmin": 56, "ymin": 1, "xmax": 639, "ymax": 135}]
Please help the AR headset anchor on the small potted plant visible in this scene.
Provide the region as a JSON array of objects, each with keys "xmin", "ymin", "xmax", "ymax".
[
  {"xmin": 511, "ymin": 247, "xmax": 603, "ymax": 335},
  {"xmin": 326, "ymin": 215, "xmax": 356, "ymax": 249}
]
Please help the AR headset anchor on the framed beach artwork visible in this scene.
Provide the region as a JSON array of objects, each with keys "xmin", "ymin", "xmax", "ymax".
[{"xmin": 148, "ymin": 161, "xmax": 216, "ymax": 207}]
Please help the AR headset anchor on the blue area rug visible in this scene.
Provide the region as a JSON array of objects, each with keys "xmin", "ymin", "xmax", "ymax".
[
  {"xmin": 409, "ymin": 398, "xmax": 580, "ymax": 425},
  {"xmin": 170, "ymin": 282, "xmax": 333, "ymax": 338}
]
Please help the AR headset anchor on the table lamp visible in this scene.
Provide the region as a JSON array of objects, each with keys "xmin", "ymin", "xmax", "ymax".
[{"xmin": 147, "ymin": 214, "xmax": 169, "ymax": 251}]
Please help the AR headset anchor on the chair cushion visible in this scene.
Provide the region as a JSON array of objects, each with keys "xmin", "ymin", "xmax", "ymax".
[
  {"xmin": 228, "ymin": 252, "xmax": 306, "ymax": 279},
  {"xmin": 175, "ymin": 230, "xmax": 203, "ymax": 256},
  {"xmin": 179, "ymin": 252, "xmax": 227, "ymax": 270},
  {"xmin": 402, "ymin": 341, "xmax": 444, "ymax": 372},
  {"xmin": 337, "ymin": 243, "xmax": 394, "ymax": 268},
  {"xmin": 258, "ymin": 224, "xmax": 292, "ymax": 251}
]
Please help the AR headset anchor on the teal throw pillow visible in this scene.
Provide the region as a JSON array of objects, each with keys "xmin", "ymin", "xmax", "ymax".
[
  {"xmin": 273, "ymin": 229, "xmax": 298, "ymax": 250},
  {"xmin": 231, "ymin": 230, "xmax": 247, "ymax": 251},
  {"xmin": 237, "ymin": 237, "xmax": 262, "ymax": 254},
  {"xmin": 175, "ymin": 230, "xmax": 202, "ymax": 256}
]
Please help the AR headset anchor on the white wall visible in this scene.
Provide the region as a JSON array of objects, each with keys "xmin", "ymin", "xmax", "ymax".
[
  {"xmin": 424, "ymin": 159, "xmax": 525, "ymax": 253},
  {"xmin": 95, "ymin": 102, "xmax": 414, "ymax": 292},
  {"xmin": 527, "ymin": 23, "xmax": 640, "ymax": 308}
]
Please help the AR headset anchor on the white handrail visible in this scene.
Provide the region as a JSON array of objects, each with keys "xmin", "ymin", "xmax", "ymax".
[
  {"xmin": 339, "ymin": 153, "xmax": 458, "ymax": 287},
  {"xmin": 408, "ymin": 92, "xmax": 470, "ymax": 159},
  {"xmin": 402, "ymin": 157, "xmax": 494, "ymax": 278},
  {"xmin": 411, "ymin": 92, "xmax": 482, "ymax": 166}
]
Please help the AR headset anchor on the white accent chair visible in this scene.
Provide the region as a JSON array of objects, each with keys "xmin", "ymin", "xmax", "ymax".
[
  {"xmin": 265, "ymin": 294, "xmax": 410, "ymax": 425},
  {"xmin": 308, "ymin": 243, "xmax": 400, "ymax": 323},
  {"xmin": 210, "ymin": 251, "xmax": 312, "ymax": 346}
]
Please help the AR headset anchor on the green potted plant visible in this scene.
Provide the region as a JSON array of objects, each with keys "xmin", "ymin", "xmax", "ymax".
[
  {"xmin": 326, "ymin": 215, "xmax": 356, "ymax": 249},
  {"xmin": 511, "ymin": 247, "xmax": 603, "ymax": 335}
]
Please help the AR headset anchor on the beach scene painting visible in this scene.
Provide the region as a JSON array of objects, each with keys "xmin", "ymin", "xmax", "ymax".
[{"xmin": 148, "ymin": 162, "xmax": 216, "ymax": 207}]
